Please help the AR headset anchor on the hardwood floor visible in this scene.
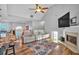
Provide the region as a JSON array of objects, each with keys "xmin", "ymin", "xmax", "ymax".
[
  {"xmin": 48, "ymin": 44, "xmax": 71, "ymax": 55},
  {"xmin": 14, "ymin": 43, "xmax": 79, "ymax": 55},
  {"xmin": 48, "ymin": 43, "xmax": 79, "ymax": 55},
  {"xmin": 15, "ymin": 44, "xmax": 33, "ymax": 55}
]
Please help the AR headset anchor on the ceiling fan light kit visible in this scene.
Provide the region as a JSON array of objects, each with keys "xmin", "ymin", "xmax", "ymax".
[
  {"xmin": 29, "ymin": 4, "xmax": 48, "ymax": 13},
  {"xmin": 36, "ymin": 9, "xmax": 41, "ymax": 12}
]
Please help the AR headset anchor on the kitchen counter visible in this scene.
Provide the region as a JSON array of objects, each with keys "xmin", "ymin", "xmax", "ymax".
[{"xmin": 0, "ymin": 33, "xmax": 22, "ymax": 48}]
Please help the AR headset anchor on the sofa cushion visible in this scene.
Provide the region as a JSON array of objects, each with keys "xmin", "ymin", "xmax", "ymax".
[{"xmin": 24, "ymin": 30, "xmax": 33, "ymax": 36}]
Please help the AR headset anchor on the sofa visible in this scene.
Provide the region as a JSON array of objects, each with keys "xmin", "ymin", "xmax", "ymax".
[
  {"xmin": 23, "ymin": 29, "xmax": 50, "ymax": 43},
  {"xmin": 33, "ymin": 30, "xmax": 50, "ymax": 40}
]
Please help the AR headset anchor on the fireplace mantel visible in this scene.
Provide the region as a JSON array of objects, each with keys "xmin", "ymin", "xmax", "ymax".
[{"xmin": 65, "ymin": 32, "xmax": 78, "ymax": 37}]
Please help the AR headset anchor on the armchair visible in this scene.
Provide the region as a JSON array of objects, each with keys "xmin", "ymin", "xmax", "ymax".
[{"xmin": 23, "ymin": 30, "xmax": 35, "ymax": 43}]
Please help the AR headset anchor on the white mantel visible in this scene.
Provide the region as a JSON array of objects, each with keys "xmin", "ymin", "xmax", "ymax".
[{"xmin": 63, "ymin": 26, "xmax": 79, "ymax": 53}]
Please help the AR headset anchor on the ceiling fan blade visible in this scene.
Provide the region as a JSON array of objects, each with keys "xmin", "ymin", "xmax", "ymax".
[
  {"xmin": 42, "ymin": 7, "xmax": 48, "ymax": 9},
  {"xmin": 36, "ymin": 4, "xmax": 39, "ymax": 9},
  {"xmin": 35, "ymin": 11, "xmax": 37, "ymax": 13},
  {"xmin": 41, "ymin": 10, "xmax": 45, "ymax": 13},
  {"xmin": 29, "ymin": 8, "xmax": 36, "ymax": 10},
  {"xmin": 36, "ymin": 4, "xmax": 39, "ymax": 6},
  {"xmin": 39, "ymin": 6, "xmax": 42, "ymax": 9}
]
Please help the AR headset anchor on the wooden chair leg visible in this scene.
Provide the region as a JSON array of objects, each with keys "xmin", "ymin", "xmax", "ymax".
[
  {"xmin": 13, "ymin": 46, "xmax": 15, "ymax": 55},
  {"xmin": 5, "ymin": 45, "xmax": 16, "ymax": 55},
  {"xmin": 5, "ymin": 49, "xmax": 8, "ymax": 55}
]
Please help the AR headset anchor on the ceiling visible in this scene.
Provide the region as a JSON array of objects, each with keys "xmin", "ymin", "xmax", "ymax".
[{"xmin": 0, "ymin": 4, "xmax": 53, "ymax": 23}]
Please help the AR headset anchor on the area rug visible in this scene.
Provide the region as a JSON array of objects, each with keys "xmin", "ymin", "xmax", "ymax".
[{"xmin": 26, "ymin": 39, "xmax": 57, "ymax": 55}]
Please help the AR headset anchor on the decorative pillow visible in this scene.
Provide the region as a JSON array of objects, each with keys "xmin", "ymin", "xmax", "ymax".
[
  {"xmin": 33, "ymin": 30, "xmax": 45, "ymax": 35},
  {"xmin": 24, "ymin": 30, "xmax": 32, "ymax": 36}
]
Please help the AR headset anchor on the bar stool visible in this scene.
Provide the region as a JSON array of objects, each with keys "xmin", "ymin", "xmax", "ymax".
[{"xmin": 5, "ymin": 42, "xmax": 15, "ymax": 55}]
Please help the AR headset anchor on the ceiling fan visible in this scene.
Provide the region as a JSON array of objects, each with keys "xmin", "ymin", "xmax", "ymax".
[{"xmin": 29, "ymin": 4, "xmax": 48, "ymax": 13}]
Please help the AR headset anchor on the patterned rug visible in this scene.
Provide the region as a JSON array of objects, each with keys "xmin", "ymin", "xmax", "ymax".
[{"xmin": 26, "ymin": 39, "xmax": 57, "ymax": 55}]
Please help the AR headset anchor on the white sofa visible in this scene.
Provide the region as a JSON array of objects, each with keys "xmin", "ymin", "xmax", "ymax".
[
  {"xmin": 33, "ymin": 30, "xmax": 50, "ymax": 40},
  {"xmin": 35, "ymin": 34, "xmax": 50, "ymax": 40},
  {"xmin": 23, "ymin": 36, "xmax": 35, "ymax": 43},
  {"xmin": 23, "ymin": 30, "xmax": 50, "ymax": 43}
]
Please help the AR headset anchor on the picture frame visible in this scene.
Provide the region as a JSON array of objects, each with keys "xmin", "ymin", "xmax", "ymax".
[
  {"xmin": 70, "ymin": 16, "xmax": 77, "ymax": 26},
  {"xmin": 26, "ymin": 26, "xmax": 29, "ymax": 30}
]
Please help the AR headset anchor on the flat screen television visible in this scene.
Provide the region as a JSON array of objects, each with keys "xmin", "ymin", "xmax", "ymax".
[{"xmin": 58, "ymin": 12, "xmax": 70, "ymax": 28}]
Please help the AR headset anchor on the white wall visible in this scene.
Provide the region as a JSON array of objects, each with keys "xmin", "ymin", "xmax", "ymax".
[
  {"xmin": 0, "ymin": 4, "xmax": 8, "ymax": 20},
  {"xmin": 42, "ymin": 4, "xmax": 79, "ymax": 38},
  {"xmin": 32, "ymin": 20, "xmax": 45, "ymax": 30}
]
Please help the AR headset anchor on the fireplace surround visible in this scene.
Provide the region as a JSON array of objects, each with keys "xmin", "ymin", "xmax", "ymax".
[
  {"xmin": 65, "ymin": 31, "xmax": 79, "ymax": 48},
  {"xmin": 63, "ymin": 26, "xmax": 79, "ymax": 53},
  {"xmin": 66, "ymin": 34, "xmax": 77, "ymax": 45}
]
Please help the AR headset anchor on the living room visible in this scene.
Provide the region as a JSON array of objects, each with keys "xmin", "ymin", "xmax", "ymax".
[{"xmin": 0, "ymin": 4, "xmax": 79, "ymax": 55}]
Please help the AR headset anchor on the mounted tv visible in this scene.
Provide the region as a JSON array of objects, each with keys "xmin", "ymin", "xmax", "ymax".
[{"xmin": 58, "ymin": 12, "xmax": 70, "ymax": 28}]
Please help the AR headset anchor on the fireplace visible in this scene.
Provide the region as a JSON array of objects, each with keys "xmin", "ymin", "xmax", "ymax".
[
  {"xmin": 66, "ymin": 35, "xmax": 77, "ymax": 45},
  {"xmin": 63, "ymin": 26, "xmax": 79, "ymax": 53}
]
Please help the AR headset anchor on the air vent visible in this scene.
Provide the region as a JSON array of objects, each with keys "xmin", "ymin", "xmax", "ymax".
[
  {"xmin": 0, "ymin": 8, "xmax": 2, "ymax": 10},
  {"xmin": 30, "ymin": 15, "xmax": 33, "ymax": 18},
  {"xmin": 0, "ymin": 15, "xmax": 2, "ymax": 17}
]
